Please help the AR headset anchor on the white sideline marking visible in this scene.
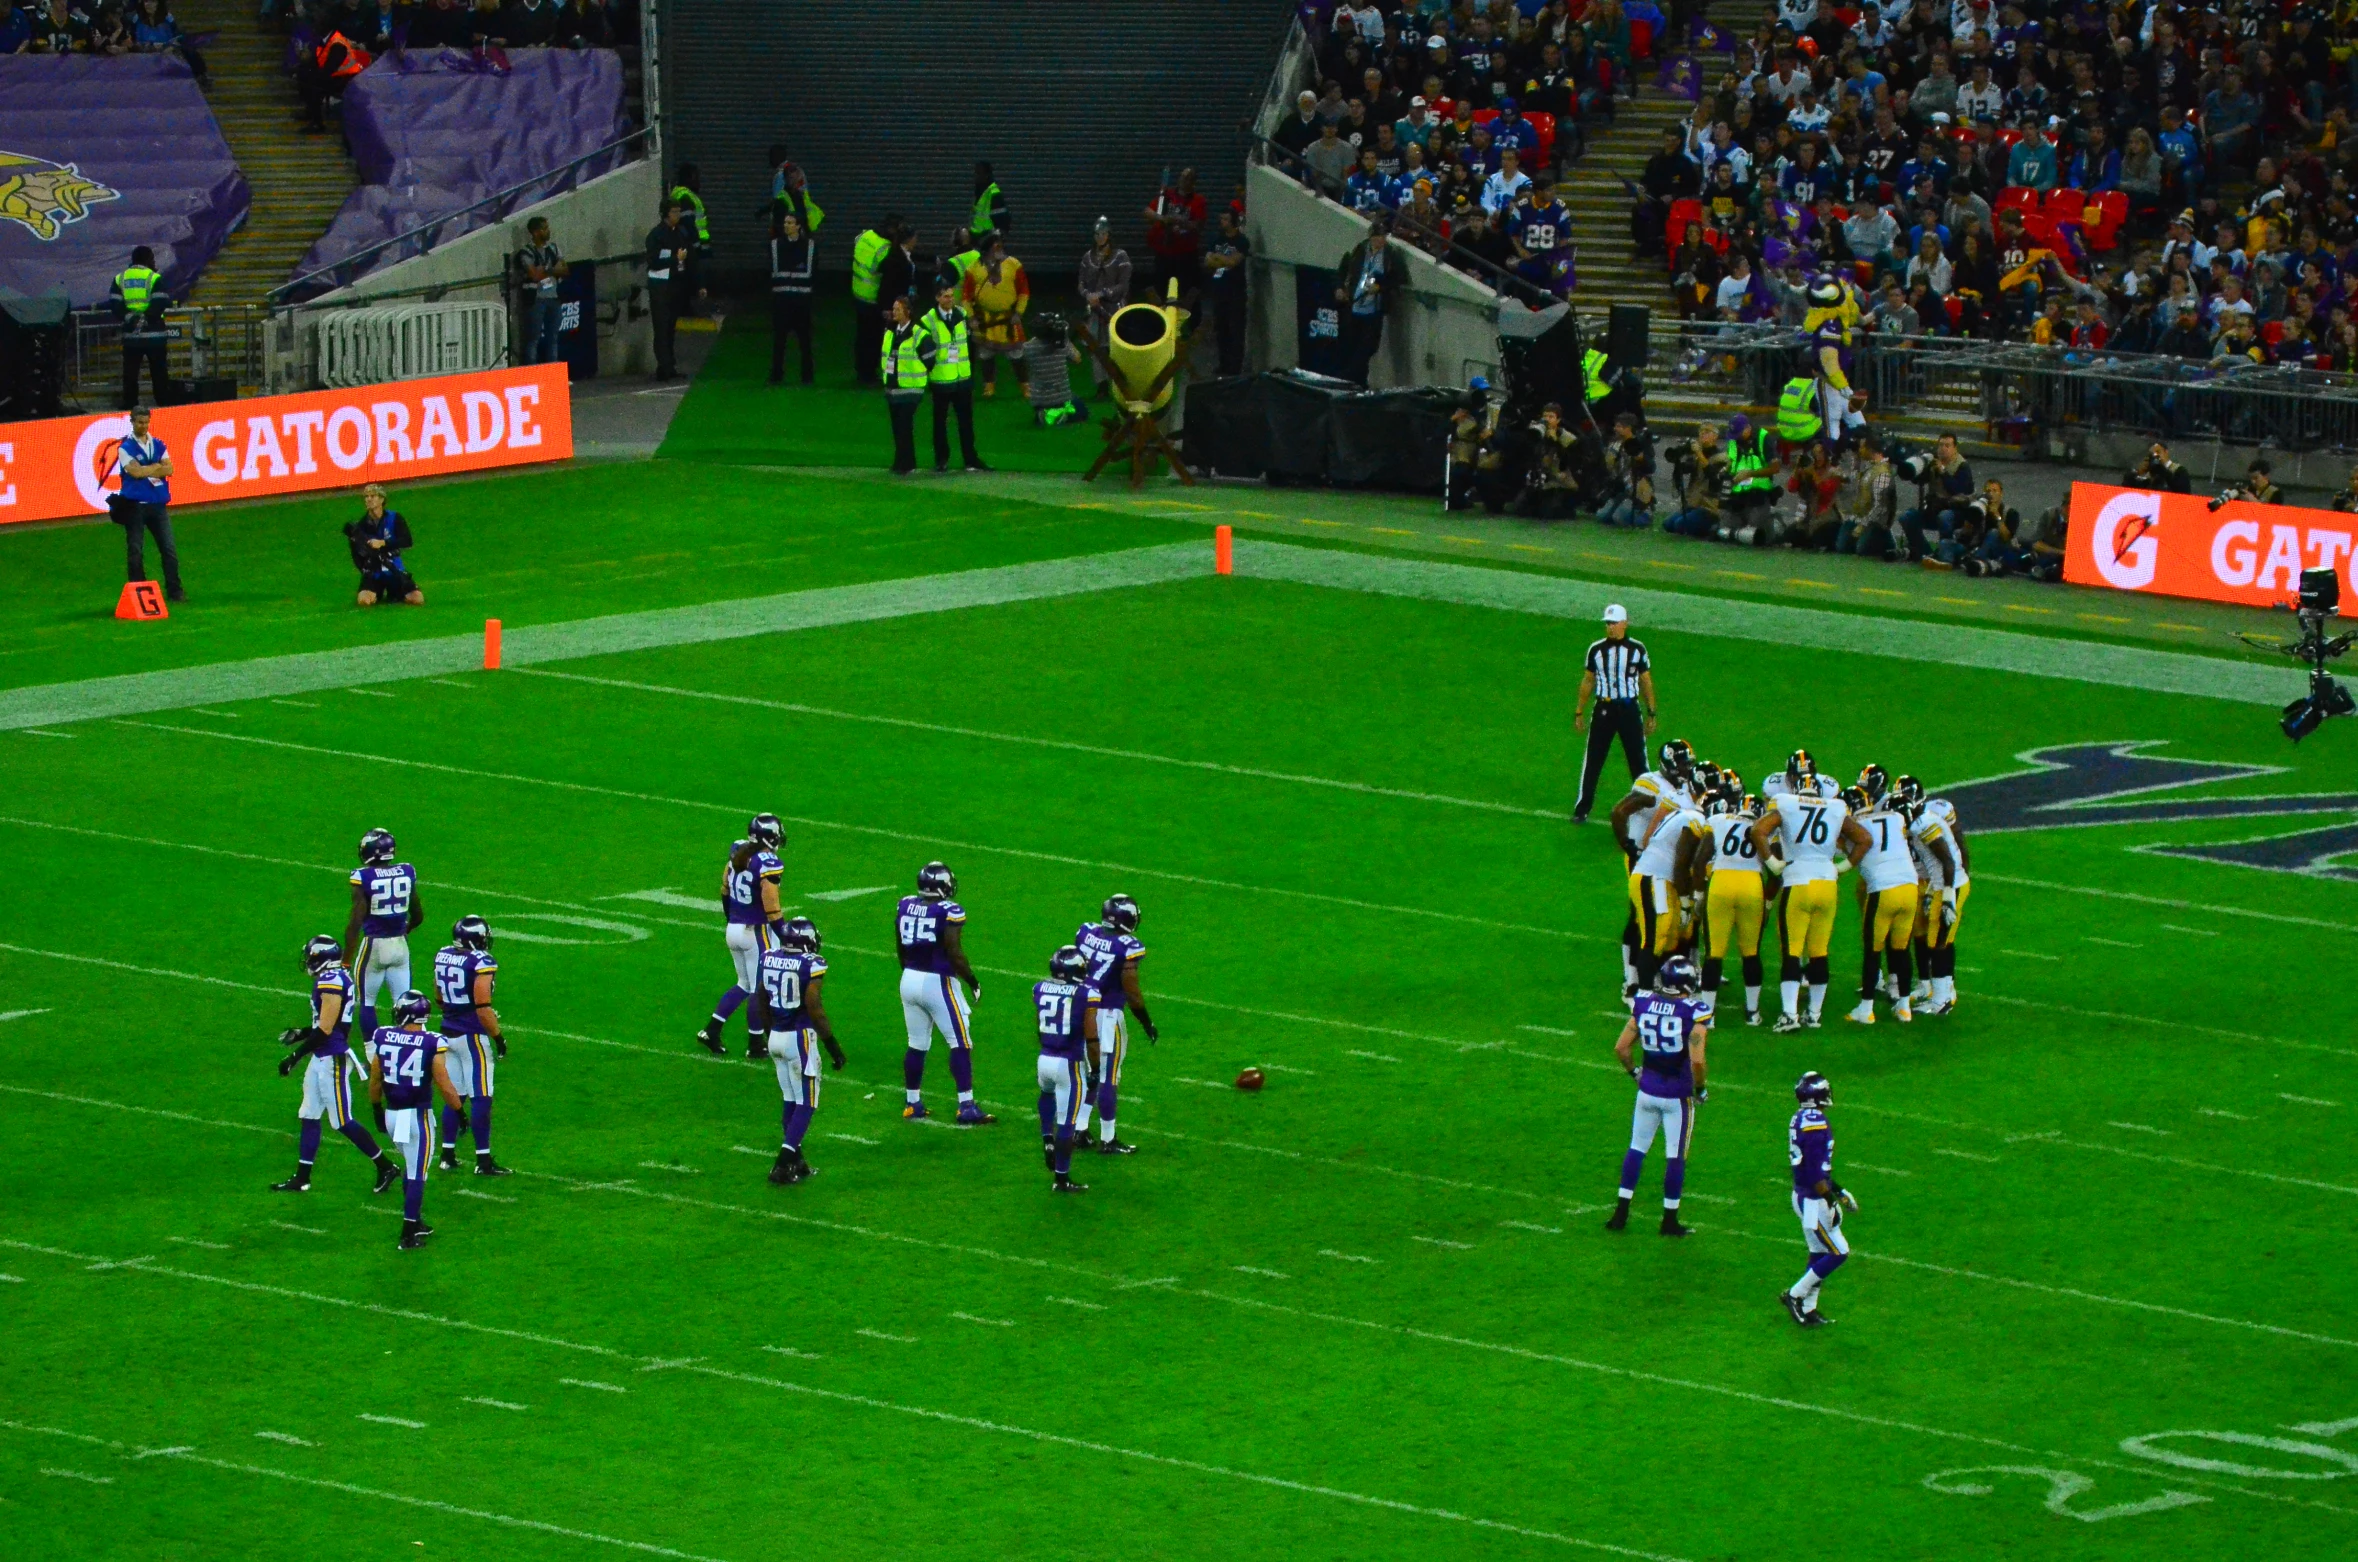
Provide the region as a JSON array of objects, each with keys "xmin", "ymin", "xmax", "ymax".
[
  {"xmin": 186, "ymin": 708, "xmax": 238, "ymax": 719},
  {"xmin": 2160, "ymin": 924, "xmax": 2221, "ymax": 937},
  {"xmin": 16, "ymin": 1250, "xmax": 2341, "ymax": 1523},
  {"xmin": 1413, "ymin": 1236, "xmax": 1475, "ymax": 1250},
  {"xmin": 1681, "ymin": 1195, "xmax": 1736, "ymax": 1206},
  {"xmin": 2109, "ymin": 1122, "xmax": 2172, "ymax": 1136},
  {"xmin": 1974, "ymin": 873, "xmax": 2355, "ymax": 936},
  {"xmin": 21, "ymin": 728, "xmax": 73, "ymax": 737},
  {"xmin": 453, "ymin": 1187, "xmax": 517, "ymax": 1203},
  {"xmin": 1997, "ymin": 948, "xmax": 2060, "ymax": 961},
  {"xmin": 637, "ymin": 1358, "xmax": 705, "ymax": 1375},
  {"xmin": 0, "ymin": 1273, "xmax": 20, "ymax": 1283},
  {"xmin": 2199, "ymin": 1108, "xmax": 2253, "ymax": 1121},
  {"xmin": 856, "ymin": 1328, "xmax": 917, "ymax": 1344},
  {"xmin": 1049, "ymin": 1296, "xmax": 1108, "ymax": 1311},
  {"xmin": 134, "ymin": 1445, "xmax": 193, "ymax": 1459},
  {"xmin": 0, "ymin": 1008, "xmax": 51, "ymax": 1023},
  {"xmin": 604, "ymin": 887, "xmax": 714, "ymax": 911},
  {"xmin": 254, "ymin": 1431, "xmax": 313, "ymax": 1446},
  {"xmin": 1518, "ymin": 1024, "xmax": 1580, "ymax": 1037},
  {"xmin": 0, "ymin": 545, "xmax": 1208, "ymax": 732},
  {"xmin": 84, "ymin": 1255, "xmax": 154, "ymax": 1271},
  {"xmin": 2082, "ymin": 937, "xmax": 2142, "ymax": 949},
  {"xmin": 98, "ymin": 727, "xmax": 1596, "ymax": 946},
  {"xmin": 41, "ymin": 1467, "xmax": 113, "ymax": 1483},
  {"xmin": 1319, "ymin": 1250, "xmax": 1378, "ymax": 1264},
  {"xmin": 826, "ymin": 1133, "xmax": 880, "ymax": 1145},
  {"xmin": 2290, "ymin": 1418, "xmax": 2358, "ymax": 1437},
  {"xmin": 2281, "ymin": 1094, "xmax": 2340, "ymax": 1108},
  {"xmin": 522, "ymin": 667, "xmax": 1563, "ymax": 820},
  {"xmin": 0, "ymin": 1418, "xmax": 738, "ymax": 1562},
  {"xmin": 1229, "ymin": 538, "xmax": 2302, "ymax": 707},
  {"xmin": 270, "ymin": 1221, "xmax": 326, "ymax": 1235},
  {"xmin": 1171, "ymin": 1077, "xmax": 1230, "ymax": 1090},
  {"xmin": 166, "ymin": 1236, "xmax": 230, "ymax": 1251},
  {"xmin": 465, "ymin": 1397, "xmax": 529, "ymax": 1411},
  {"xmin": 1931, "ymin": 1149, "xmax": 1999, "ymax": 1165},
  {"xmin": 949, "ymin": 1311, "xmax": 1016, "ymax": 1328},
  {"xmin": 730, "ymin": 1146, "xmax": 768, "ymax": 1157},
  {"xmin": 268, "ymin": 700, "xmax": 316, "ymax": 709},
  {"xmin": 760, "ymin": 1347, "xmax": 822, "ymax": 1360},
  {"xmin": 1344, "ymin": 1050, "xmax": 1401, "ymax": 1063},
  {"xmin": 1256, "ymin": 1063, "xmax": 1317, "ymax": 1075},
  {"xmin": 1234, "ymin": 1266, "xmax": 1291, "ymax": 1279},
  {"xmin": 1115, "ymin": 1277, "xmax": 1179, "ymax": 1291},
  {"xmin": 358, "ymin": 1414, "xmax": 426, "ymax": 1428},
  {"xmin": 1848, "ymin": 1163, "xmax": 1916, "ymax": 1177},
  {"xmin": 1500, "ymin": 1221, "xmax": 1561, "ymax": 1235},
  {"xmin": 346, "ymin": 688, "xmax": 395, "ymax": 699},
  {"xmin": 807, "ymin": 884, "xmax": 896, "ymax": 902},
  {"xmin": 429, "ymin": 679, "xmax": 473, "ymax": 689},
  {"xmin": 559, "ymin": 1379, "xmax": 626, "ymax": 1395},
  {"xmin": 639, "ymin": 1161, "xmax": 702, "ymax": 1174}
]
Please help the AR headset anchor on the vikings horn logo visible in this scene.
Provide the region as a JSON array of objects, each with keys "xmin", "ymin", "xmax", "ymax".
[{"xmin": 0, "ymin": 151, "xmax": 120, "ymax": 241}]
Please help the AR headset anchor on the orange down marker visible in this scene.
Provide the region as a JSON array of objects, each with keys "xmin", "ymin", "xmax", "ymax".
[
  {"xmin": 1215, "ymin": 524, "xmax": 1233, "ymax": 576},
  {"xmin": 484, "ymin": 618, "xmax": 502, "ymax": 670}
]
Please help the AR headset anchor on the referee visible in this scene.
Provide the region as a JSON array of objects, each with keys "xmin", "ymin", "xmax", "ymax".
[{"xmin": 1572, "ymin": 603, "xmax": 1654, "ymax": 821}]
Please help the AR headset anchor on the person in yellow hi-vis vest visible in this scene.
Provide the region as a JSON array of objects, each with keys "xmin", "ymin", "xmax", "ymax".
[
  {"xmin": 880, "ymin": 295, "xmax": 935, "ymax": 475},
  {"xmin": 922, "ymin": 279, "xmax": 988, "ymax": 473},
  {"xmin": 962, "ymin": 234, "xmax": 1030, "ymax": 400},
  {"xmin": 850, "ymin": 216, "xmax": 898, "ymax": 385},
  {"xmin": 109, "ymin": 246, "xmax": 170, "ymax": 409}
]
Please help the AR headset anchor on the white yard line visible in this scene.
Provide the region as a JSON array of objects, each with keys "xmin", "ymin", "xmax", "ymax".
[
  {"xmin": 358, "ymin": 1413, "xmax": 426, "ymax": 1428},
  {"xmin": 254, "ymin": 1430, "xmax": 313, "ymax": 1446},
  {"xmin": 1973, "ymin": 873, "xmax": 2354, "ymax": 936},
  {"xmin": 855, "ymin": 1328, "xmax": 918, "ymax": 1344},
  {"xmin": 465, "ymin": 1397, "xmax": 529, "ymax": 1411},
  {"xmin": 559, "ymin": 1379, "xmax": 627, "ymax": 1394}
]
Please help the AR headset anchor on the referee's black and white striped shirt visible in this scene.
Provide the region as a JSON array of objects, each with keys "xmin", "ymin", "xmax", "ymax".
[{"xmin": 1585, "ymin": 636, "xmax": 1650, "ymax": 701}]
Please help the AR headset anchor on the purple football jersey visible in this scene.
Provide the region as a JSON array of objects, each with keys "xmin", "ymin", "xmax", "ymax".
[
  {"xmin": 1632, "ymin": 993, "xmax": 1705, "ymax": 1099},
  {"xmin": 311, "ymin": 966, "xmax": 355, "ymax": 1055},
  {"xmin": 1033, "ymin": 979, "xmax": 1091, "ymax": 1060},
  {"xmin": 757, "ymin": 948, "xmax": 828, "ymax": 1031},
  {"xmin": 1789, "ymin": 1107, "xmax": 1834, "ymax": 1194},
  {"xmin": 350, "ymin": 862, "xmax": 417, "ymax": 937},
  {"xmin": 724, "ymin": 847, "xmax": 783, "ymax": 926},
  {"xmin": 896, "ymin": 895, "xmax": 965, "ymax": 974},
  {"xmin": 370, "ymin": 1025, "xmax": 446, "ymax": 1110},
  {"xmin": 433, "ymin": 945, "xmax": 497, "ymax": 1034},
  {"xmin": 1073, "ymin": 921, "xmax": 1144, "ymax": 1013}
]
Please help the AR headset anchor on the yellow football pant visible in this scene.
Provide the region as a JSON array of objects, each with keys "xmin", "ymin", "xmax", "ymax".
[
  {"xmin": 1864, "ymin": 884, "xmax": 1919, "ymax": 953},
  {"xmin": 1779, "ymin": 878, "xmax": 1838, "ymax": 959},
  {"xmin": 1705, "ymin": 871, "xmax": 1764, "ymax": 958},
  {"xmin": 1627, "ymin": 872, "xmax": 1681, "ymax": 956}
]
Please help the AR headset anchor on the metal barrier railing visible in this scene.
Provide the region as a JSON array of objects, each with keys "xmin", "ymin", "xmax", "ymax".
[{"xmin": 66, "ymin": 303, "xmax": 269, "ymax": 410}]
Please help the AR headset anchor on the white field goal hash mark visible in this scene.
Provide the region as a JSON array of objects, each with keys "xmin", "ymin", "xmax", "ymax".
[{"xmin": 559, "ymin": 1379, "xmax": 627, "ymax": 1394}]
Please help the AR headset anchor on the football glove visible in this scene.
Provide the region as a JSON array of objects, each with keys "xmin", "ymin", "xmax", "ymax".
[
  {"xmin": 492, "ymin": 1034, "xmax": 508, "ymax": 1059},
  {"xmin": 278, "ymin": 1053, "xmax": 298, "ymax": 1077},
  {"xmin": 277, "ymin": 1026, "xmax": 310, "ymax": 1048},
  {"xmin": 1140, "ymin": 1014, "xmax": 1159, "ymax": 1044},
  {"xmin": 822, "ymin": 1037, "xmax": 846, "ymax": 1071},
  {"xmin": 1694, "ymin": 1087, "xmax": 1710, "ymax": 1103},
  {"xmin": 1836, "ymin": 1187, "xmax": 1860, "ymax": 1214}
]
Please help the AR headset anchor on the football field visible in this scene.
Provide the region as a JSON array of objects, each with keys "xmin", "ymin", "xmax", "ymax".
[{"xmin": 2, "ymin": 451, "xmax": 2355, "ymax": 1562}]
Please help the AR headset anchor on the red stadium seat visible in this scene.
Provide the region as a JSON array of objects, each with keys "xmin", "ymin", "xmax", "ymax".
[
  {"xmin": 1524, "ymin": 110, "xmax": 1557, "ymax": 164},
  {"xmin": 2261, "ymin": 320, "xmax": 2285, "ymax": 346},
  {"xmin": 1666, "ymin": 197, "xmax": 1704, "ymax": 255},
  {"xmin": 1995, "ymin": 186, "xmax": 2040, "ymax": 215},
  {"xmin": 1430, "ymin": 96, "xmax": 1456, "ymax": 121},
  {"xmin": 1631, "ymin": 19, "xmax": 1654, "ymax": 59},
  {"xmin": 1995, "ymin": 128, "xmax": 2025, "ymax": 149}
]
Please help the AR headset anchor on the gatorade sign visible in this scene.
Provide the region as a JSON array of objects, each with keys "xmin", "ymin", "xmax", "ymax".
[
  {"xmin": 0, "ymin": 363, "xmax": 571, "ymax": 525},
  {"xmin": 2065, "ymin": 481, "xmax": 2358, "ymax": 607}
]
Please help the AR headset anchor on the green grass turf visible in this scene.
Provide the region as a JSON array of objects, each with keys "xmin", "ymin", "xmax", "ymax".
[
  {"xmin": 4, "ymin": 488, "xmax": 2358, "ymax": 1561},
  {"xmin": 657, "ymin": 301, "xmax": 1115, "ymax": 474}
]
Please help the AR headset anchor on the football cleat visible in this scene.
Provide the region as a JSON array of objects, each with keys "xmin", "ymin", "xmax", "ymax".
[
  {"xmin": 916, "ymin": 861, "xmax": 956, "ymax": 899},
  {"xmin": 1050, "ymin": 945, "xmax": 1089, "ymax": 983},
  {"xmin": 1102, "ymin": 894, "xmax": 1141, "ymax": 933},
  {"xmin": 391, "ymin": 988, "xmax": 431, "ymax": 1025},
  {"xmin": 955, "ymin": 1102, "xmax": 997, "ymax": 1126},
  {"xmin": 301, "ymin": 933, "xmax": 344, "ymax": 974},
  {"xmin": 779, "ymin": 915, "xmax": 820, "ymax": 954},
  {"xmin": 1660, "ymin": 1212, "xmax": 1691, "ymax": 1237},
  {"xmin": 1095, "ymin": 1137, "xmax": 1137, "ymax": 1155},
  {"xmin": 1892, "ymin": 999, "xmax": 1913, "ymax": 1023},
  {"xmin": 1782, "ymin": 1292, "xmax": 1816, "ymax": 1326},
  {"xmin": 1772, "ymin": 1014, "xmax": 1804, "ymax": 1034},
  {"xmin": 1908, "ymin": 980, "xmax": 1933, "ymax": 1003},
  {"xmin": 747, "ymin": 1038, "xmax": 769, "ymax": 1060},
  {"xmin": 903, "ymin": 1102, "xmax": 930, "ymax": 1120},
  {"xmin": 439, "ymin": 1144, "xmax": 460, "ymax": 1171},
  {"xmin": 1051, "ymin": 1174, "xmax": 1089, "ymax": 1194},
  {"xmin": 269, "ymin": 1173, "xmax": 311, "ymax": 1193},
  {"xmin": 1921, "ymin": 998, "xmax": 1956, "ymax": 1017},
  {"xmin": 695, "ymin": 1022, "xmax": 725, "ymax": 1056},
  {"xmin": 1804, "ymin": 1011, "xmax": 1824, "ymax": 1029},
  {"xmin": 473, "ymin": 1157, "xmax": 512, "ymax": 1177},
  {"xmin": 1043, "ymin": 1142, "xmax": 1058, "ymax": 1170},
  {"xmin": 768, "ymin": 1150, "xmax": 796, "ymax": 1185},
  {"xmin": 397, "ymin": 1222, "xmax": 436, "ymax": 1250},
  {"xmin": 372, "ymin": 1157, "xmax": 401, "ymax": 1194},
  {"xmin": 1800, "ymin": 1308, "xmax": 1832, "ymax": 1327},
  {"xmin": 358, "ymin": 827, "xmax": 397, "ymax": 866},
  {"xmin": 451, "ymin": 915, "xmax": 492, "ymax": 953},
  {"xmin": 1604, "ymin": 1200, "xmax": 1630, "ymax": 1231},
  {"xmin": 786, "ymin": 1158, "xmax": 814, "ymax": 1184},
  {"xmin": 1745, "ymin": 1009, "xmax": 1762, "ymax": 1027},
  {"xmin": 1845, "ymin": 1000, "xmax": 1876, "ymax": 1025}
]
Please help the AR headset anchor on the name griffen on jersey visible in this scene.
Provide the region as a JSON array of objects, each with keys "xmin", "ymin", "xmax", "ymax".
[
  {"xmin": 1633, "ymin": 807, "xmax": 1706, "ymax": 880},
  {"xmin": 372, "ymin": 1026, "xmax": 446, "ymax": 1110},
  {"xmin": 725, "ymin": 846, "xmax": 784, "ymax": 925},
  {"xmin": 1034, "ymin": 978, "xmax": 1091, "ymax": 1060},
  {"xmin": 1856, "ymin": 807, "xmax": 1917, "ymax": 892},
  {"xmin": 433, "ymin": 946, "xmax": 497, "ymax": 1033},
  {"xmin": 1773, "ymin": 792, "xmax": 1851, "ymax": 882},
  {"xmin": 896, "ymin": 895, "xmax": 965, "ymax": 975},
  {"xmin": 311, "ymin": 965, "xmax": 356, "ymax": 1053},
  {"xmin": 1074, "ymin": 921, "xmax": 1144, "ymax": 1013},
  {"xmin": 1632, "ymin": 994, "xmax": 1705, "ymax": 1098},
  {"xmin": 758, "ymin": 947, "xmax": 828, "ymax": 1032},
  {"xmin": 351, "ymin": 863, "xmax": 417, "ymax": 936},
  {"xmin": 1789, "ymin": 1105, "xmax": 1835, "ymax": 1193}
]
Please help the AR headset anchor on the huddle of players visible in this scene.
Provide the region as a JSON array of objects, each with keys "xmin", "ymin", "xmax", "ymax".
[
  {"xmin": 1611, "ymin": 966, "xmax": 1859, "ymax": 1327},
  {"xmin": 270, "ymin": 827, "xmax": 509, "ymax": 1251},
  {"xmin": 691, "ymin": 815, "xmax": 1160, "ymax": 1194},
  {"xmin": 1613, "ymin": 741, "xmax": 1972, "ymax": 1031}
]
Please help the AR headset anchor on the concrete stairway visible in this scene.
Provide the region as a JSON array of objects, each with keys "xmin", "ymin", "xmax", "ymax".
[
  {"xmin": 181, "ymin": 0, "xmax": 357, "ymax": 307},
  {"xmin": 1563, "ymin": 86, "xmax": 1995, "ymax": 452}
]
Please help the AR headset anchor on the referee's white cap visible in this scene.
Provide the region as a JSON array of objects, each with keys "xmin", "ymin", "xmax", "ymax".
[{"xmin": 1601, "ymin": 603, "xmax": 1628, "ymax": 624}]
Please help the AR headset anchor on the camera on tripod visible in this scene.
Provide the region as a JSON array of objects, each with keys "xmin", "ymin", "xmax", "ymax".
[{"xmin": 2281, "ymin": 567, "xmax": 2356, "ymax": 742}]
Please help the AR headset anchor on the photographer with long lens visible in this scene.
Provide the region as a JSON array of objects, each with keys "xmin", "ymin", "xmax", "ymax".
[{"xmin": 2121, "ymin": 440, "xmax": 2192, "ymax": 494}]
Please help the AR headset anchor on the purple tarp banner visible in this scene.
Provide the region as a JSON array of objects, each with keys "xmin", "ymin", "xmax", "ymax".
[
  {"xmin": 292, "ymin": 47, "xmax": 628, "ymax": 295},
  {"xmin": 0, "ymin": 55, "xmax": 249, "ymax": 308}
]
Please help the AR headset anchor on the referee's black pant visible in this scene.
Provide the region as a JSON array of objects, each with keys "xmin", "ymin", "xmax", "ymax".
[{"xmin": 1575, "ymin": 697, "xmax": 1647, "ymax": 819}]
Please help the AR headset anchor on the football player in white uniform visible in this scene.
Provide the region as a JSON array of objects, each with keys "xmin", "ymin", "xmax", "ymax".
[
  {"xmin": 1846, "ymin": 767, "xmax": 1919, "ymax": 1024},
  {"xmin": 1684, "ymin": 776, "xmax": 1768, "ymax": 1024},
  {"xmin": 1750, "ymin": 751, "xmax": 1869, "ymax": 1032},
  {"xmin": 1900, "ymin": 776, "xmax": 1971, "ymax": 1015},
  {"xmin": 1608, "ymin": 740, "xmax": 1699, "ymax": 997},
  {"xmin": 1625, "ymin": 777, "xmax": 1709, "ymax": 998}
]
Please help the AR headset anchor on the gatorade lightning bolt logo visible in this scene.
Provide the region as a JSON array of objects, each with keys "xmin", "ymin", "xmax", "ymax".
[
  {"xmin": 0, "ymin": 151, "xmax": 119, "ymax": 241},
  {"xmin": 72, "ymin": 415, "xmax": 132, "ymax": 514}
]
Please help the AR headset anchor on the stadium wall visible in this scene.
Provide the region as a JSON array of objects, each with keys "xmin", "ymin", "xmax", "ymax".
[{"xmin": 658, "ymin": 0, "xmax": 1291, "ymax": 278}]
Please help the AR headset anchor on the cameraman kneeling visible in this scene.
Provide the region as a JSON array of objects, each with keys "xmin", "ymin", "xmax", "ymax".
[{"xmin": 345, "ymin": 484, "xmax": 423, "ymax": 607}]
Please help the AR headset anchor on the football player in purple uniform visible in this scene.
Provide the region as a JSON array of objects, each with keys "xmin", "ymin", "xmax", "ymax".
[
  {"xmin": 896, "ymin": 861, "xmax": 993, "ymax": 1124},
  {"xmin": 1073, "ymin": 894, "xmax": 1159, "ymax": 1155},
  {"xmin": 1035, "ymin": 945, "xmax": 1100, "ymax": 1194},
  {"xmin": 271, "ymin": 934, "xmax": 400, "ymax": 1195},
  {"xmin": 699, "ymin": 814, "xmax": 786, "ymax": 1058},
  {"xmin": 756, "ymin": 916, "xmax": 845, "ymax": 1186},
  {"xmin": 1784, "ymin": 1069, "xmax": 1858, "ymax": 1327},
  {"xmin": 365, "ymin": 989, "xmax": 465, "ymax": 1250},
  {"xmin": 343, "ymin": 827, "xmax": 423, "ymax": 1041},
  {"xmin": 432, "ymin": 915, "xmax": 511, "ymax": 1177},
  {"xmin": 1607, "ymin": 954, "xmax": 1709, "ymax": 1236}
]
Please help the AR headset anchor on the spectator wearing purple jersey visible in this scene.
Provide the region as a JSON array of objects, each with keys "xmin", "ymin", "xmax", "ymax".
[{"xmin": 1609, "ymin": 957, "xmax": 1710, "ymax": 1238}]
